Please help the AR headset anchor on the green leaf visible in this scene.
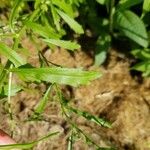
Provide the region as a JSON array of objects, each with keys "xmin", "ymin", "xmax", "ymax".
[
  {"xmin": 95, "ymin": 34, "xmax": 111, "ymax": 66},
  {"xmin": 69, "ymin": 107, "xmax": 111, "ymax": 128},
  {"xmin": 117, "ymin": 0, "xmax": 143, "ymax": 10},
  {"xmin": 33, "ymin": 85, "xmax": 52, "ymax": 117},
  {"xmin": 70, "ymin": 0, "xmax": 86, "ymax": 6},
  {"xmin": 0, "ymin": 132, "xmax": 59, "ymax": 150},
  {"xmin": 114, "ymin": 10, "xmax": 149, "ymax": 48},
  {"xmin": 143, "ymin": 0, "xmax": 150, "ymax": 12},
  {"xmin": 56, "ymin": 9, "xmax": 84, "ymax": 34},
  {"xmin": 132, "ymin": 61, "xmax": 150, "ymax": 76},
  {"xmin": 25, "ymin": 21, "xmax": 61, "ymax": 39},
  {"xmin": 52, "ymin": 0, "xmax": 74, "ymax": 17},
  {"xmin": 43, "ymin": 39, "xmax": 80, "ymax": 51},
  {"xmin": 131, "ymin": 49, "xmax": 150, "ymax": 60},
  {"xmin": 0, "ymin": 84, "xmax": 22, "ymax": 97},
  {"xmin": 96, "ymin": 0, "xmax": 108, "ymax": 5},
  {"xmin": 0, "ymin": 43, "xmax": 26, "ymax": 67},
  {"xmin": 9, "ymin": 0, "xmax": 23, "ymax": 31},
  {"xmin": 49, "ymin": 2, "xmax": 60, "ymax": 31},
  {"xmin": 0, "ymin": 61, "xmax": 11, "ymax": 88},
  {"xmin": 34, "ymin": 0, "xmax": 41, "ymax": 9},
  {"xmin": 11, "ymin": 67, "xmax": 101, "ymax": 87}
]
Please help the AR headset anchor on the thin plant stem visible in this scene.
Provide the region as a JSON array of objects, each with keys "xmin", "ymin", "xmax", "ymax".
[
  {"xmin": 55, "ymin": 85, "xmax": 113, "ymax": 150},
  {"xmin": 67, "ymin": 130, "xmax": 74, "ymax": 150},
  {"xmin": 8, "ymin": 64, "xmax": 15, "ymax": 137},
  {"xmin": 109, "ymin": 0, "xmax": 115, "ymax": 35},
  {"xmin": 8, "ymin": 65, "xmax": 13, "ymax": 119}
]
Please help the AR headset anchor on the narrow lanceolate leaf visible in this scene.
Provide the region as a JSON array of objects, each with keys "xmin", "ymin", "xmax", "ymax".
[
  {"xmin": 34, "ymin": 85, "xmax": 53, "ymax": 115},
  {"xmin": 43, "ymin": 39, "xmax": 80, "ymax": 51},
  {"xmin": 0, "ymin": 43, "xmax": 26, "ymax": 67},
  {"xmin": 52, "ymin": 0, "xmax": 74, "ymax": 17},
  {"xmin": 25, "ymin": 21, "xmax": 61, "ymax": 39},
  {"xmin": 69, "ymin": 106, "xmax": 111, "ymax": 128},
  {"xmin": 11, "ymin": 67, "xmax": 101, "ymax": 87},
  {"xmin": 56, "ymin": 9, "xmax": 84, "ymax": 34},
  {"xmin": 114, "ymin": 10, "xmax": 149, "ymax": 48},
  {"xmin": 0, "ymin": 132, "xmax": 59, "ymax": 150},
  {"xmin": 50, "ymin": 3, "xmax": 60, "ymax": 31},
  {"xmin": 9, "ymin": 0, "xmax": 23, "ymax": 31}
]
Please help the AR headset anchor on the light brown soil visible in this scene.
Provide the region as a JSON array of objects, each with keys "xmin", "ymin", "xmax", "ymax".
[{"xmin": 0, "ymin": 40, "xmax": 150, "ymax": 150}]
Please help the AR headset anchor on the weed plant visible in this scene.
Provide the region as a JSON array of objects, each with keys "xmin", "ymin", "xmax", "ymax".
[
  {"xmin": 0, "ymin": 0, "xmax": 113, "ymax": 149},
  {"xmin": 0, "ymin": 0, "xmax": 150, "ymax": 149}
]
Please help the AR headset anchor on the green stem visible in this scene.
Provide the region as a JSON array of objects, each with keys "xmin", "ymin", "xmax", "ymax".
[
  {"xmin": 109, "ymin": 0, "xmax": 115, "ymax": 35},
  {"xmin": 8, "ymin": 65, "xmax": 13, "ymax": 119},
  {"xmin": 55, "ymin": 86, "xmax": 113, "ymax": 150},
  {"xmin": 8, "ymin": 64, "xmax": 15, "ymax": 137}
]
